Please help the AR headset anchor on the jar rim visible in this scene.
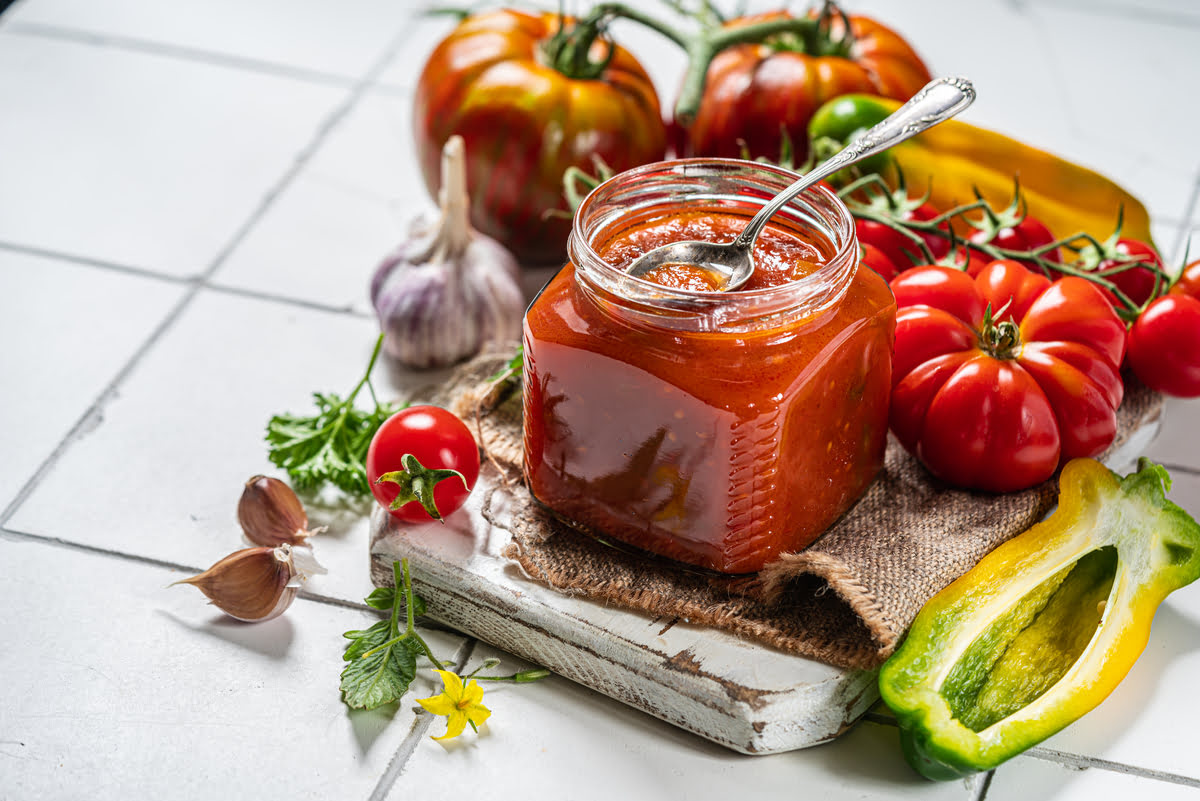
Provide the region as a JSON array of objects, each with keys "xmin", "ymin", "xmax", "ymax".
[{"xmin": 568, "ymin": 158, "xmax": 859, "ymax": 332}]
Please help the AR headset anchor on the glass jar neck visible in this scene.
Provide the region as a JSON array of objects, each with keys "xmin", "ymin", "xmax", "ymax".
[{"xmin": 568, "ymin": 159, "xmax": 859, "ymax": 334}]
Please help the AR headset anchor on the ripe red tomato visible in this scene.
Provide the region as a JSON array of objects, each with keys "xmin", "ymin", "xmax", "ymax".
[
  {"xmin": 1170, "ymin": 259, "xmax": 1200, "ymax": 300},
  {"xmin": 889, "ymin": 261, "xmax": 1126, "ymax": 492},
  {"xmin": 1127, "ymin": 295, "xmax": 1200, "ymax": 397},
  {"xmin": 366, "ymin": 406, "xmax": 481, "ymax": 522},
  {"xmin": 969, "ymin": 213, "xmax": 1061, "ymax": 270},
  {"xmin": 685, "ymin": 10, "xmax": 930, "ymax": 163},
  {"xmin": 1078, "ymin": 237, "xmax": 1165, "ymax": 310},
  {"xmin": 414, "ymin": 10, "xmax": 667, "ymax": 264},
  {"xmin": 855, "ymin": 202, "xmax": 950, "ymax": 272},
  {"xmin": 860, "ymin": 241, "xmax": 899, "ymax": 281}
]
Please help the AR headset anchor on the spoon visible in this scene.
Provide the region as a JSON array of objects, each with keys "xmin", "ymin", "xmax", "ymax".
[{"xmin": 625, "ymin": 76, "xmax": 976, "ymax": 291}]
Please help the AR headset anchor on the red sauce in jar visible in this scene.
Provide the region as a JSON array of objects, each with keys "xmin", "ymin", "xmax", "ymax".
[{"xmin": 523, "ymin": 193, "xmax": 895, "ymax": 574}]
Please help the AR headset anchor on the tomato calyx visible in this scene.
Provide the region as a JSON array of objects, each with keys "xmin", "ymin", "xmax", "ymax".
[
  {"xmin": 978, "ymin": 304, "xmax": 1022, "ymax": 360},
  {"xmin": 541, "ymin": 13, "xmax": 618, "ymax": 81},
  {"xmin": 375, "ymin": 453, "xmax": 470, "ymax": 522}
]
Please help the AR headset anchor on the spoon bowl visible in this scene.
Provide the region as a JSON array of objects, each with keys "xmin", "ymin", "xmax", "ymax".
[{"xmin": 625, "ymin": 76, "xmax": 976, "ymax": 291}]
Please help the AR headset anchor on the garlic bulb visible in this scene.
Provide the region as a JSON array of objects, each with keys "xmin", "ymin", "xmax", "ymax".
[
  {"xmin": 172, "ymin": 544, "xmax": 308, "ymax": 622},
  {"xmin": 371, "ymin": 135, "xmax": 524, "ymax": 369}
]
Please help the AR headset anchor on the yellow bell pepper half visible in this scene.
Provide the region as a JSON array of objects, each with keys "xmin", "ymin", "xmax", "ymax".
[{"xmin": 878, "ymin": 458, "xmax": 1200, "ymax": 780}]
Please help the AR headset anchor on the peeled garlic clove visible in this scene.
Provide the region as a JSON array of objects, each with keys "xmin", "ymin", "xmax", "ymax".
[
  {"xmin": 173, "ymin": 544, "xmax": 303, "ymax": 622},
  {"xmin": 238, "ymin": 475, "xmax": 313, "ymax": 547}
]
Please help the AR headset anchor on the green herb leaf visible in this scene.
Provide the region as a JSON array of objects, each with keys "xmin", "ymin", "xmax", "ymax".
[
  {"xmin": 340, "ymin": 627, "xmax": 421, "ymax": 709},
  {"xmin": 341, "ymin": 560, "xmax": 440, "ymax": 710},
  {"xmin": 266, "ymin": 335, "xmax": 403, "ymax": 496}
]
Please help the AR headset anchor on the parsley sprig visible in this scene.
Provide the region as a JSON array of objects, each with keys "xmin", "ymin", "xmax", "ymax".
[{"xmin": 266, "ymin": 334, "xmax": 402, "ymax": 496}]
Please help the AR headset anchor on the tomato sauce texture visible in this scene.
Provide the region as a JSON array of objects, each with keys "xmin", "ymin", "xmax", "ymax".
[{"xmin": 523, "ymin": 211, "xmax": 896, "ymax": 574}]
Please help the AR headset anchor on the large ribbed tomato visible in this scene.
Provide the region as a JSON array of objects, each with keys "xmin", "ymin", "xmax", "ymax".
[
  {"xmin": 889, "ymin": 261, "xmax": 1126, "ymax": 492},
  {"xmin": 414, "ymin": 10, "xmax": 667, "ymax": 265},
  {"xmin": 685, "ymin": 10, "xmax": 930, "ymax": 163}
]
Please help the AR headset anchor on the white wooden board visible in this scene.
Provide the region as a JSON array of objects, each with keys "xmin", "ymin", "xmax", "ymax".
[
  {"xmin": 368, "ymin": 417, "xmax": 1161, "ymax": 756},
  {"xmin": 369, "ymin": 475, "xmax": 878, "ymax": 756}
]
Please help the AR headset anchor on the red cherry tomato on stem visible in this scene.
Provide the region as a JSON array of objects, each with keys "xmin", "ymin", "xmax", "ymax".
[
  {"xmin": 1081, "ymin": 237, "xmax": 1165, "ymax": 310},
  {"xmin": 969, "ymin": 214, "xmax": 1061, "ymax": 270},
  {"xmin": 1170, "ymin": 259, "xmax": 1200, "ymax": 300},
  {"xmin": 856, "ymin": 202, "xmax": 950, "ymax": 272},
  {"xmin": 1127, "ymin": 295, "xmax": 1200, "ymax": 398},
  {"xmin": 367, "ymin": 406, "xmax": 480, "ymax": 522},
  {"xmin": 860, "ymin": 241, "xmax": 900, "ymax": 281}
]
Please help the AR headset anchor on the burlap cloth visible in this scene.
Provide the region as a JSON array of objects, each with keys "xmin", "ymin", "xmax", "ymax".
[{"xmin": 418, "ymin": 347, "xmax": 1162, "ymax": 671}]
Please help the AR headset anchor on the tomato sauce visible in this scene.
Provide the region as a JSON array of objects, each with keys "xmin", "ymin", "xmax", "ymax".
[{"xmin": 523, "ymin": 206, "xmax": 895, "ymax": 574}]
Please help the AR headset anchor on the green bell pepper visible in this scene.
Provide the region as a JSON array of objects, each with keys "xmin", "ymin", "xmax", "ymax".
[{"xmin": 878, "ymin": 457, "xmax": 1200, "ymax": 780}]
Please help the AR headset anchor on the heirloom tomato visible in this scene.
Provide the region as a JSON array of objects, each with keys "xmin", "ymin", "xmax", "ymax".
[
  {"xmin": 1127, "ymin": 295, "xmax": 1200, "ymax": 398},
  {"xmin": 367, "ymin": 406, "xmax": 480, "ymax": 523},
  {"xmin": 1076, "ymin": 237, "xmax": 1165, "ymax": 310},
  {"xmin": 414, "ymin": 10, "xmax": 667, "ymax": 265},
  {"xmin": 685, "ymin": 9, "xmax": 930, "ymax": 163},
  {"xmin": 889, "ymin": 261, "xmax": 1126, "ymax": 492}
]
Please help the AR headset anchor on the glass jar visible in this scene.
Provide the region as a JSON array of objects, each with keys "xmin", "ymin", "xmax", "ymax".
[{"xmin": 521, "ymin": 159, "xmax": 896, "ymax": 574}]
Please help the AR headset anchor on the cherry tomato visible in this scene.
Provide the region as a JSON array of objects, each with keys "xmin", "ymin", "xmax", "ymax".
[
  {"xmin": 860, "ymin": 241, "xmax": 899, "ymax": 281},
  {"xmin": 1170, "ymin": 259, "xmax": 1200, "ymax": 300},
  {"xmin": 1079, "ymin": 237, "xmax": 1165, "ymax": 310},
  {"xmin": 889, "ymin": 261, "xmax": 1126, "ymax": 492},
  {"xmin": 366, "ymin": 406, "xmax": 481, "ymax": 522},
  {"xmin": 1127, "ymin": 295, "xmax": 1200, "ymax": 397},
  {"xmin": 856, "ymin": 202, "xmax": 950, "ymax": 272},
  {"xmin": 969, "ymin": 214, "xmax": 1061, "ymax": 270}
]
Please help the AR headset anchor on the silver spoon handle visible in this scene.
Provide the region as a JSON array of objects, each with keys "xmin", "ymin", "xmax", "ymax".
[{"xmin": 732, "ymin": 76, "xmax": 976, "ymax": 251}]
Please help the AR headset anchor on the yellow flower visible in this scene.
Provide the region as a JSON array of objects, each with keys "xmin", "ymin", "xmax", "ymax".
[{"xmin": 417, "ymin": 669, "xmax": 491, "ymax": 740}]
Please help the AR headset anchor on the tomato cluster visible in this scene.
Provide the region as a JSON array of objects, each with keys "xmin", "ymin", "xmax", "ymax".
[{"xmin": 854, "ymin": 187, "xmax": 1200, "ymax": 491}]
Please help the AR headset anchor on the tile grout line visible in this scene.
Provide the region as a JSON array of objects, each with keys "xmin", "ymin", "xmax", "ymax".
[
  {"xmin": 1026, "ymin": 745, "xmax": 1200, "ymax": 788},
  {"xmin": 860, "ymin": 709, "xmax": 1200, "ymax": 788},
  {"xmin": 3, "ymin": 21, "xmax": 359, "ymax": 88},
  {"xmin": 0, "ymin": 239, "xmax": 374, "ymax": 319},
  {"xmin": 0, "ymin": 23, "xmax": 412, "ymax": 531},
  {"xmin": 366, "ymin": 638, "xmax": 479, "ymax": 801}
]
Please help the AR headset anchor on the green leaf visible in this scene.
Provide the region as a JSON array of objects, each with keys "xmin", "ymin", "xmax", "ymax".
[
  {"xmin": 342, "ymin": 620, "xmax": 390, "ymax": 661},
  {"xmin": 340, "ymin": 630, "xmax": 421, "ymax": 710},
  {"xmin": 363, "ymin": 587, "xmax": 396, "ymax": 611}
]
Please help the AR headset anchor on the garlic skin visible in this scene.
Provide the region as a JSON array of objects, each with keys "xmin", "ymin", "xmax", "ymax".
[
  {"xmin": 238, "ymin": 475, "xmax": 313, "ymax": 548},
  {"xmin": 173, "ymin": 544, "xmax": 306, "ymax": 622},
  {"xmin": 371, "ymin": 135, "xmax": 524, "ymax": 369}
]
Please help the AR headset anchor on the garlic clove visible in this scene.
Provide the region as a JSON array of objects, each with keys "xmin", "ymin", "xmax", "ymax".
[
  {"xmin": 172, "ymin": 544, "xmax": 305, "ymax": 622},
  {"xmin": 238, "ymin": 475, "xmax": 315, "ymax": 548}
]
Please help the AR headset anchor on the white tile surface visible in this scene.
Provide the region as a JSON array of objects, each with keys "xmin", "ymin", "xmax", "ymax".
[
  {"xmin": 392, "ymin": 644, "xmax": 980, "ymax": 801},
  {"xmin": 0, "ymin": 32, "xmax": 345, "ymax": 277},
  {"xmin": 3, "ymin": 0, "xmax": 414, "ymax": 80},
  {"xmin": 987, "ymin": 755, "xmax": 1199, "ymax": 800},
  {"xmin": 211, "ymin": 90, "xmax": 426, "ymax": 314},
  {"xmin": 0, "ymin": 250, "xmax": 184, "ymax": 512},
  {"xmin": 6, "ymin": 0, "xmax": 1200, "ymax": 797},
  {"xmin": 5, "ymin": 288, "xmax": 452, "ymax": 604},
  {"xmin": 0, "ymin": 534, "xmax": 467, "ymax": 801}
]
